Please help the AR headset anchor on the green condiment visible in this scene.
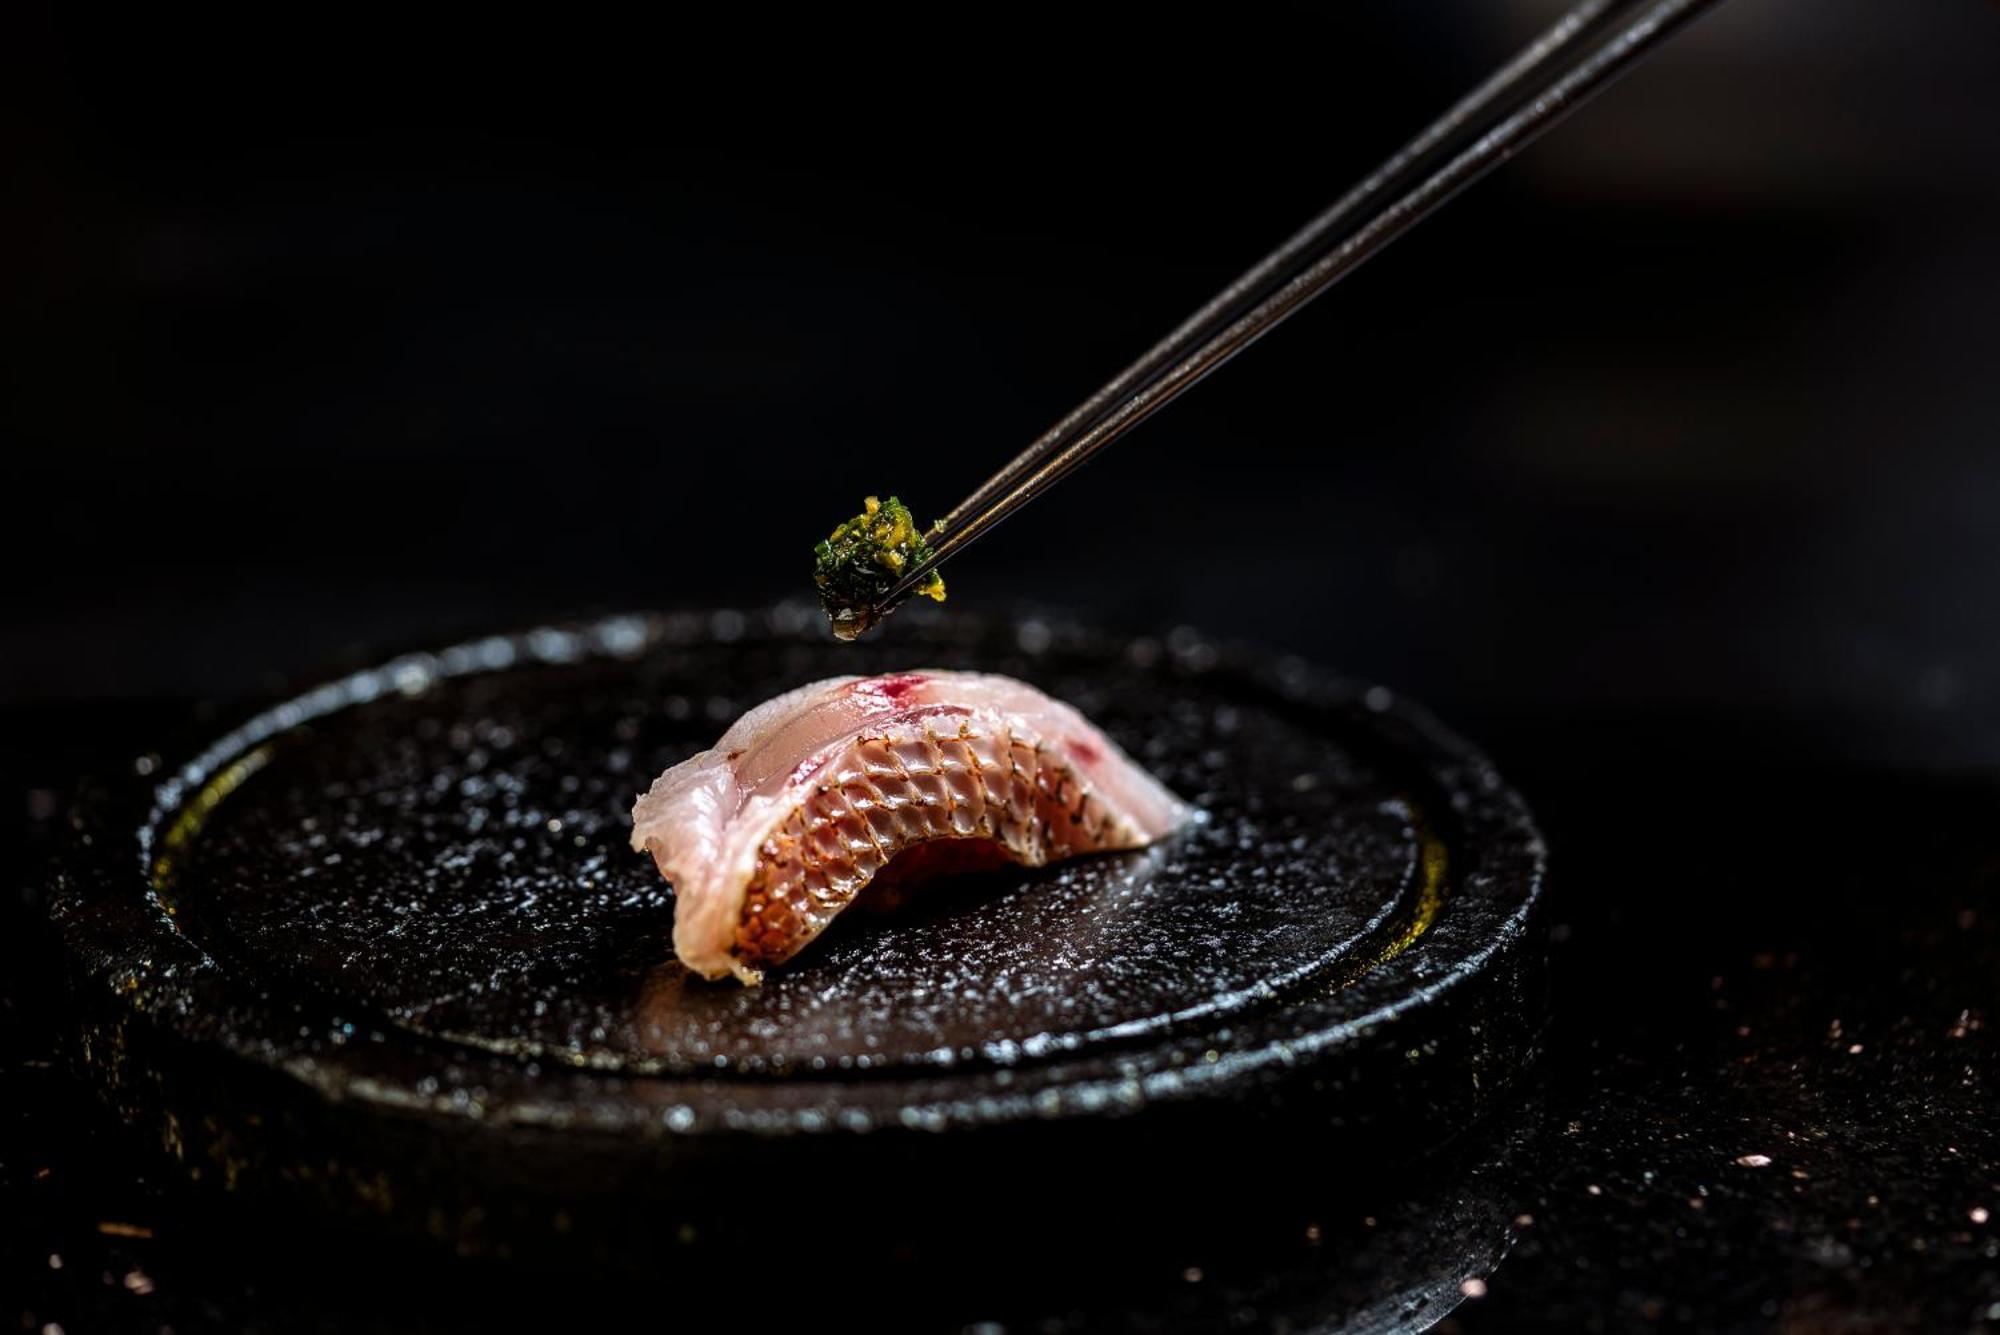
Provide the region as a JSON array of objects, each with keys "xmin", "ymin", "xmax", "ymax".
[{"xmin": 812, "ymin": 495, "xmax": 947, "ymax": 640}]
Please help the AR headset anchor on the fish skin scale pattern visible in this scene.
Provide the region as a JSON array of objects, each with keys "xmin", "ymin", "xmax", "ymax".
[
  {"xmin": 632, "ymin": 671, "xmax": 1190, "ymax": 985},
  {"xmin": 737, "ymin": 715, "xmax": 1133, "ymax": 971}
]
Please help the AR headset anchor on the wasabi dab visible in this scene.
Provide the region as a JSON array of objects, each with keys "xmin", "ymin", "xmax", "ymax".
[{"xmin": 812, "ymin": 495, "xmax": 946, "ymax": 640}]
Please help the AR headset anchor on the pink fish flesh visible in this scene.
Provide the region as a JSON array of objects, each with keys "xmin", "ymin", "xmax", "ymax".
[{"xmin": 629, "ymin": 670, "xmax": 1191, "ymax": 984}]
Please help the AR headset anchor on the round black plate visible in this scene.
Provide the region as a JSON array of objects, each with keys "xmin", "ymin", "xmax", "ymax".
[{"xmin": 51, "ymin": 606, "xmax": 1546, "ymax": 1264}]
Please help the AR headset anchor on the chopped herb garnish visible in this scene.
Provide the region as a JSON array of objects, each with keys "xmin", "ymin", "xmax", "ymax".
[{"xmin": 812, "ymin": 495, "xmax": 946, "ymax": 640}]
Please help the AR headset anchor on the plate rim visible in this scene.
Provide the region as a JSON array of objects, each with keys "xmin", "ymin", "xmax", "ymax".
[{"xmin": 49, "ymin": 606, "xmax": 1547, "ymax": 1139}]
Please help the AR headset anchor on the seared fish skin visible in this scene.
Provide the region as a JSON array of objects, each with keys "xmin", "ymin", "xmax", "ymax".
[{"xmin": 629, "ymin": 670, "xmax": 1190, "ymax": 984}]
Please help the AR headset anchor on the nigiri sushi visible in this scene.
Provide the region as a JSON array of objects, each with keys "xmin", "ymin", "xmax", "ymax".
[{"xmin": 629, "ymin": 670, "xmax": 1190, "ymax": 984}]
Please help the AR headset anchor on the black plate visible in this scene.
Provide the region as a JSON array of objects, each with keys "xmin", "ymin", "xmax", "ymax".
[{"xmin": 50, "ymin": 606, "xmax": 1546, "ymax": 1265}]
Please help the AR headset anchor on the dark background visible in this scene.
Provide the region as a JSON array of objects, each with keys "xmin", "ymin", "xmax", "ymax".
[
  {"xmin": 9, "ymin": 0, "xmax": 1997, "ymax": 762},
  {"xmin": 6, "ymin": 2, "xmax": 2000, "ymax": 1330}
]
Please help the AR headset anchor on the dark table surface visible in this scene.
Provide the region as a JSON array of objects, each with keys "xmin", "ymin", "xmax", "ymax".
[{"xmin": 5, "ymin": 692, "xmax": 1996, "ymax": 1333}]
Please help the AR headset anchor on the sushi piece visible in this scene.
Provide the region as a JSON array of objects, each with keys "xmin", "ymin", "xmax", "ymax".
[{"xmin": 629, "ymin": 670, "xmax": 1190, "ymax": 984}]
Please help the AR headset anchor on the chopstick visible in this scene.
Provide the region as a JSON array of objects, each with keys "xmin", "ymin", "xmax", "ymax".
[{"xmin": 874, "ymin": 0, "xmax": 1725, "ymax": 614}]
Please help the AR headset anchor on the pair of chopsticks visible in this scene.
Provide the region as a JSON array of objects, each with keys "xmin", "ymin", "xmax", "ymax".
[{"xmin": 874, "ymin": 0, "xmax": 1725, "ymax": 616}]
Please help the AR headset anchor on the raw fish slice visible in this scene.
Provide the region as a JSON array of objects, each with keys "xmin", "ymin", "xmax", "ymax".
[{"xmin": 630, "ymin": 670, "xmax": 1190, "ymax": 983}]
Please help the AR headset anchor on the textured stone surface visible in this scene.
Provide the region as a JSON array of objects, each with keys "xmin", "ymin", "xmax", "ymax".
[
  {"xmin": 165, "ymin": 637, "xmax": 1423, "ymax": 1073},
  {"xmin": 5, "ymin": 632, "xmax": 1997, "ymax": 1329},
  {"xmin": 34, "ymin": 609, "xmax": 1546, "ymax": 1288}
]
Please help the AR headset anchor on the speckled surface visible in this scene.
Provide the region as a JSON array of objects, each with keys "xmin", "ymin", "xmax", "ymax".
[
  {"xmin": 161, "ymin": 635, "xmax": 1422, "ymax": 1076},
  {"xmin": 37, "ymin": 608, "xmax": 1547, "ymax": 1275},
  {"xmin": 4, "ymin": 660, "xmax": 1998, "ymax": 1331}
]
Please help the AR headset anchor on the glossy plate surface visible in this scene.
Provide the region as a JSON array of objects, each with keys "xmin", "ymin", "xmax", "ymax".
[
  {"xmin": 160, "ymin": 615, "xmax": 1431, "ymax": 1079},
  {"xmin": 51, "ymin": 607, "xmax": 1545, "ymax": 1258}
]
